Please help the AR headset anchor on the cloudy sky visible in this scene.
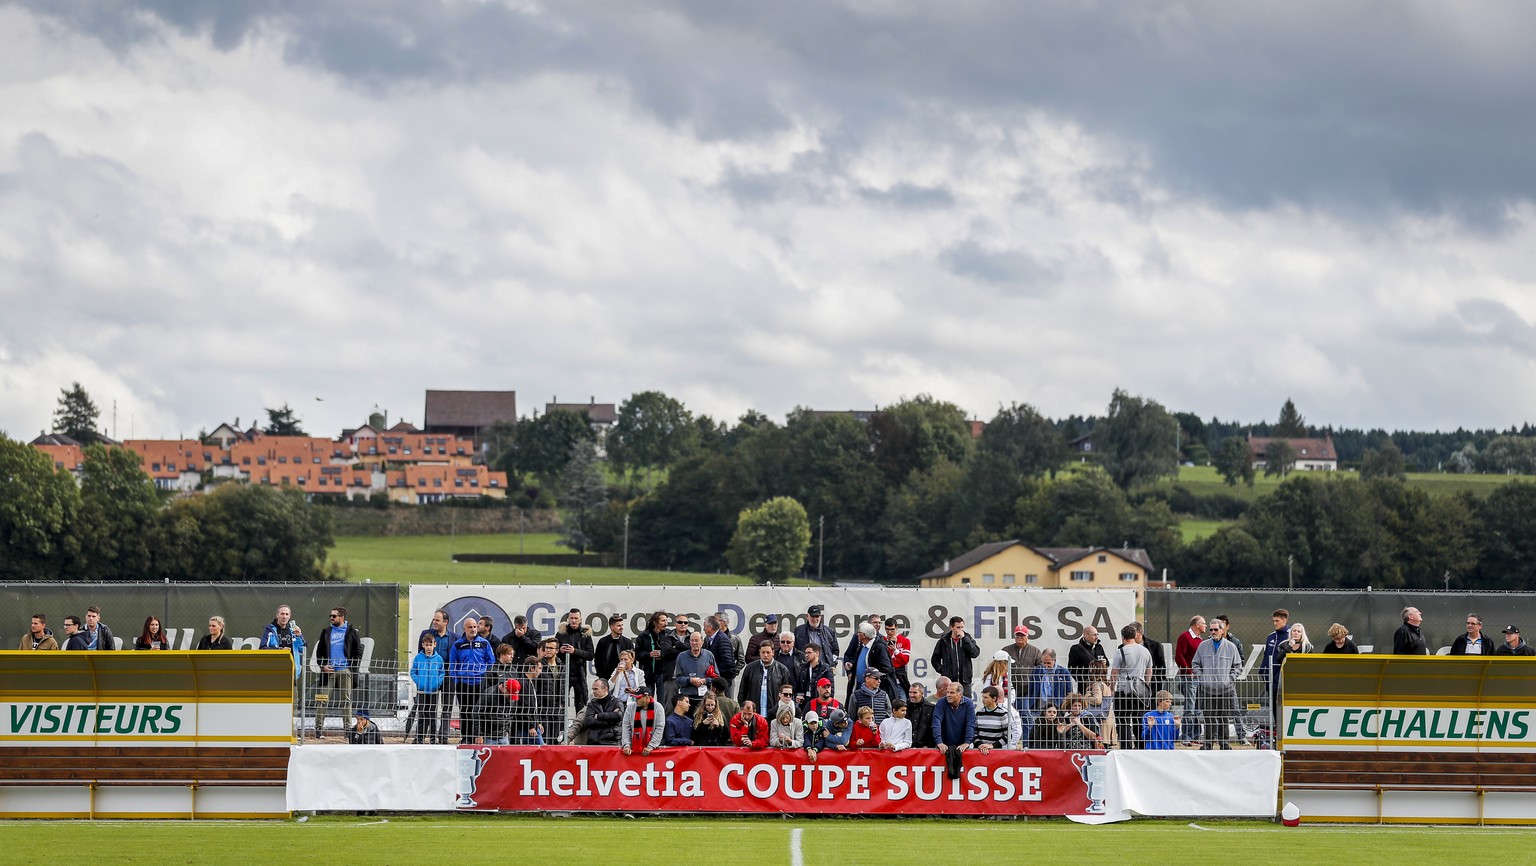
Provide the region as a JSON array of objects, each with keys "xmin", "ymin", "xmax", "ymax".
[{"xmin": 3, "ymin": 1, "xmax": 1535, "ymax": 441}]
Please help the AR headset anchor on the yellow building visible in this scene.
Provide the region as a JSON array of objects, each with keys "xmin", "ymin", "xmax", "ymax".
[{"xmin": 919, "ymin": 541, "xmax": 1151, "ymax": 606}]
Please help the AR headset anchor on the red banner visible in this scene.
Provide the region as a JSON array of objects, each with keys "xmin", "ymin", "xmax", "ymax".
[{"xmin": 456, "ymin": 746, "xmax": 1106, "ymax": 816}]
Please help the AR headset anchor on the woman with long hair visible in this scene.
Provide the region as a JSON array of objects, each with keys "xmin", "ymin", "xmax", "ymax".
[
  {"xmin": 1083, "ymin": 659, "xmax": 1113, "ymax": 741},
  {"xmin": 978, "ymin": 651, "xmax": 1014, "ymax": 705},
  {"xmin": 134, "ymin": 616, "xmax": 171, "ymax": 650},
  {"xmin": 692, "ymin": 694, "xmax": 730, "ymax": 746}
]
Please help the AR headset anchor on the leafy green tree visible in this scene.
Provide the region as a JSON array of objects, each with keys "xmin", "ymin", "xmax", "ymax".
[
  {"xmin": 75, "ymin": 445, "xmax": 160, "ymax": 580},
  {"xmin": 977, "ymin": 402, "xmax": 1067, "ymax": 480},
  {"xmin": 515, "ymin": 409, "xmax": 597, "ymax": 488},
  {"xmin": 558, "ymin": 440, "xmax": 609, "ymax": 554},
  {"xmin": 867, "ymin": 395, "xmax": 972, "ymax": 485},
  {"xmin": 1473, "ymin": 481, "xmax": 1536, "ymax": 590},
  {"xmin": 0, "ymin": 434, "xmax": 81, "ymax": 579},
  {"xmin": 1183, "ymin": 526, "xmax": 1273, "ymax": 587},
  {"xmin": 53, "ymin": 381, "xmax": 103, "ymax": 444},
  {"xmin": 1013, "ymin": 469, "xmax": 1132, "ymax": 547},
  {"xmin": 778, "ymin": 411, "xmax": 886, "ymax": 579},
  {"xmin": 1360, "ymin": 441, "xmax": 1407, "ymax": 481},
  {"xmin": 1213, "ymin": 436, "xmax": 1256, "ymax": 487},
  {"xmin": 483, "ymin": 419, "xmax": 520, "ymax": 479},
  {"xmin": 1480, "ymin": 435, "xmax": 1536, "ymax": 475},
  {"xmin": 628, "ymin": 453, "xmax": 757, "ymax": 571},
  {"xmin": 609, "ymin": 390, "xmax": 698, "ymax": 486},
  {"xmin": 1264, "ymin": 440, "xmax": 1297, "ymax": 478},
  {"xmin": 727, "ymin": 496, "xmax": 811, "ymax": 584},
  {"xmin": 195, "ymin": 483, "xmax": 333, "ymax": 581},
  {"xmin": 1095, "ymin": 388, "xmax": 1179, "ymax": 490},
  {"xmin": 881, "ymin": 460, "xmax": 969, "ymax": 579},
  {"xmin": 1274, "ymin": 398, "xmax": 1307, "ymax": 437},
  {"xmin": 264, "ymin": 404, "xmax": 307, "ymax": 436}
]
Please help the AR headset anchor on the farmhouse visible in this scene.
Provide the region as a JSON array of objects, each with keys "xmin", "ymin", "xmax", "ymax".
[{"xmin": 919, "ymin": 541, "xmax": 1152, "ymax": 606}]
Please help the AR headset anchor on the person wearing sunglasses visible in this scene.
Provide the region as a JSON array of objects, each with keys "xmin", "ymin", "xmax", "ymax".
[{"xmin": 314, "ymin": 607, "xmax": 364, "ymax": 739}]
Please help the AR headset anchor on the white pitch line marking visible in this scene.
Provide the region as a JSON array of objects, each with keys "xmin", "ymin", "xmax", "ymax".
[{"xmin": 789, "ymin": 827, "xmax": 803, "ymax": 866}]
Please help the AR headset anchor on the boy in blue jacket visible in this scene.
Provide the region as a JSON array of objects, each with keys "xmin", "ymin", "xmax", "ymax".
[
  {"xmin": 1141, "ymin": 690, "xmax": 1179, "ymax": 750},
  {"xmin": 411, "ymin": 633, "xmax": 447, "ymax": 744}
]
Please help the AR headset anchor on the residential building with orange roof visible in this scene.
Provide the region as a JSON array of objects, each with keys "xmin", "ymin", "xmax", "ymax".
[
  {"xmin": 34, "ymin": 443, "xmax": 85, "ymax": 476},
  {"xmin": 386, "ymin": 463, "xmax": 508, "ymax": 504}
]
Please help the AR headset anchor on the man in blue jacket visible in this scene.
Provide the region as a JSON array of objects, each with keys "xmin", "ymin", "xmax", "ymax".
[
  {"xmin": 932, "ymin": 681, "xmax": 976, "ymax": 780},
  {"xmin": 314, "ymin": 606, "xmax": 363, "ymax": 739},
  {"xmin": 449, "ymin": 617, "xmax": 495, "ymax": 744},
  {"xmin": 260, "ymin": 604, "xmax": 306, "ymax": 676}
]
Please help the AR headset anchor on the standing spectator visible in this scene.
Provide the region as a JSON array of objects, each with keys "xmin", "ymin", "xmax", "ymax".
[
  {"xmin": 81, "ymin": 606, "xmax": 117, "ymax": 651},
  {"xmin": 1111, "ymin": 624, "xmax": 1153, "ymax": 751},
  {"xmin": 850, "ymin": 706, "xmax": 882, "ymax": 750},
  {"xmin": 973, "ymin": 686, "xmax": 1019, "ymax": 752},
  {"xmin": 18, "ymin": 614, "xmax": 58, "ymax": 651},
  {"xmin": 702, "ymin": 615, "xmax": 737, "ymax": 687},
  {"xmin": 792, "ymin": 643, "xmax": 833, "ymax": 709},
  {"xmin": 595, "ymin": 613, "xmax": 634, "ymax": 681},
  {"xmin": 609, "ymin": 649, "xmax": 647, "ymax": 704},
  {"xmin": 675, "ymin": 631, "xmax": 717, "ymax": 705},
  {"xmin": 1262, "ymin": 608, "xmax": 1291, "ymax": 718},
  {"xmin": 410, "ymin": 632, "xmax": 446, "ymax": 744},
  {"xmin": 477, "ymin": 644, "xmax": 519, "ymax": 745},
  {"xmin": 635, "ymin": 611, "xmax": 680, "ymax": 709},
  {"xmin": 844, "ymin": 622, "xmax": 898, "ymax": 704},
  {"xmin": 773, "ymin": 633, "xmax": 801, "ymax": 671},
  {"xmin": 1322, "ymin": 622, "xmax": 1359, "ymax": 654},
  {"xmin": 1029, "ymin": 649, "xmax": 1075, "ymax": 718},
  {"xmin": 556, "ymin": 608, "xmax": 596, "ymax": 712},
  {"xmin": 1496, "ymin": 625, "xmax": 1536, "ymax": 656},
  {"xmin": 259, "ymin": 605, "xmax": 304, "ymax": 668},
  {"xmin": 1134, "ymin": 622, "xmax": 1167, "ymax": 689},
  {"xmin": 907, "ymin": 682, "xmax": 937, "ymax": 749},
  {"xmin": 1141, "ymin": 691, "xmax": 1179, "ymax": 750},
  {"xmin": 850, "ymin": 669, "xmax": 894, "ymax": 727},
  {"xmin": 197, "ymin": 616, "xmax": 234, "ymax": 650},
  {"xmin": 738, "ymin": 640, "xmax": 792, "ymax": 711},
  {"xmin": 770, "ymin": 705, "xmax": 804, "ymax": 749},
  {"xmin": 315, "ymin": 607, "xmax": 363, "ymax": 738},
  {"xmin": 621, "ymin": 687, "xmax": 663, "ymax": 756},
  {"xmin": 529, "ymin": 639, "xmax": 566, "ymax": 742},
  {"xmin": 1271, "ymin": 623, "xmax": 1313, "ymax": 736},
  {"xmin": 1393, "ymin": 607, "xmax": 1428, "ymax": 655},
  {"xmin": 1081, "ymin": 660, "xmax": 1112, "ymax": 736},
  {"xmin": 978, "ymin": 652, "xmax": 1015, "ymax": 706},
  {"xmin": 346, "ymin": 708, "xmax": 382, "ymax": 745},
  {"xmin": 1174, "ymin": 615, "xmax": 1206, "ymax": 744},
  {"xmin": 417, "ymin": 609, "xmax": 455, "ymax": 738},
  {"xmin": 793, "ymin": 604, "xmax": 840, "ymax": 660},
  {"xmin": 693, "ymin": 695, "xmax": 731, "ymax": 746},
  {"xmin": 507, "ymin": 615, "xmax": 542, "ymax": 664},
  {"xmin": 448, "ymin": 618, "xmax": 494, "ymax": 744},
  {"xmin": 1451, "ymin": 615, "xmax": 1492, "ymax": 656},
  {"xmin": 884, "ymin": 619, "xmax": 913, "ymax": 695},
  {"xmin": 729, "ymin": 700, "xmax": 769, "ymax": 750},
  {"xmin": 745, "ymin": 613, "xmax": 782, "ymax": 661},
  {"xmin": 506, "ymin": 662, "xmax": 540, "ymax": 745},
  {"xmin": 62, "ymin": 615, "xmax": 88, "ymax": 651},
  {"xmin": 880, "ymin": 701, "xmax": 913, "ymax": 752},
  {"xmin": 932, "ymin": 682, "xmax": 976, "ymax": 780},
  {"xmin": 1002, "ymin": 625, "xmax": 1042, "ymax": 725},
  {"xmin": 719, "ymin": 610, "xmax": 747, "ymax": 682},
  {"xmin": 662, "ymin": 695, "xmax": 695, "ymax": 747},
  {"xmin": 1067, "ymin": 626, "xmax": 1108, "ymax": 684},
  {"xmin": 1193, "ymin": 615, "xmax": 1242, "ymax": 749},
  {"xmin": 136, "ymin": 616, "xmax": 172, "ymax": 651},
  {"xmin": 478, "ymin": 616, "xmax": 500, "ymax": 649},
  {"xmin": 930, "ymin": 616, "xmax": 980, "ymax": 697}
]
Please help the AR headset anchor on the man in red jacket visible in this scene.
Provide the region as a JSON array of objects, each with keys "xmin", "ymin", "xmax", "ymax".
[
  {"xmin": 729, "ymin": 700, "xmax": 769, "ymax": 750},
  {"xmin": 1174, "ymin": 615, "xmax": 1206, "ymax": 745}
]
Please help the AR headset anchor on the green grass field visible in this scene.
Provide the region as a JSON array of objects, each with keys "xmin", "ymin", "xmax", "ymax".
[
  {"xmin": 4, "ymin": 815, "xmax": 1534, "ymax": 861},
  {"xmin": 1161, "ymin": 464, "xmax": 1536, "ymax": 500}
]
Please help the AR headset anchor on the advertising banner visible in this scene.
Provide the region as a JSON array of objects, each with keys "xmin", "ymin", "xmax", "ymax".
[
  {"xmin": 409, "ymin": 585, "xmax": 1135, "ymax": 689},
  {"xmin": 454, "ymin": 745, "xmax": 1106, "ymax": 817}
]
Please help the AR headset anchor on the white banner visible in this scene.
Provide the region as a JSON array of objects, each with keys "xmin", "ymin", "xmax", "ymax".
[
  {"xmin": 1095, "ymin": 749, "xmax": 1280, "ymax": 822},
  {"xmin": 287, "ymin": 745, "xmax": 460, "ymax": 811},
  {"xmin": 408, "ymin": 585, "xmax": 1135, "ymax": 689}
]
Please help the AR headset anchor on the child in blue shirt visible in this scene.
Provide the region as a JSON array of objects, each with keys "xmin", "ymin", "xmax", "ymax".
[
  {"xmin": 410, "ymin": 633, "xmax": 447, "ymax": 744},
  {"xmin": 1142, "ymin": 690, "xmax": 1179, "ymax": 750}
]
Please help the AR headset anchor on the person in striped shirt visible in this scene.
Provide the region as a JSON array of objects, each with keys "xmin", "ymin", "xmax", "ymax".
[{"xmin": 972, "ymin": 686, "xmax": 1019, "ymax": 752}]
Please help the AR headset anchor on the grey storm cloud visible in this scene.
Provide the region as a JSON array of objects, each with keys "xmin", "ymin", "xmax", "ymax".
[{"xmin": 21, "ymin": 0, "xmax": 1536, "ymax": 220}]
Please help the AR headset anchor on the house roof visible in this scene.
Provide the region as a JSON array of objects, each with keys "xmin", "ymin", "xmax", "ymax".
[
  {"xmin": 547, "ymin": 401, "xmax": 618, "ymax": 425},
  {"xmin": 32, "ymin": 432, "xmax": 85, "ymax": 447},
  {"xmin": 1247, "ymin": 435, "xmax": 1336, "ymax": 460},
  {"xmin": 424, "ymin": 390, "xmax": 518, "ymax": 429},
  {"xmin": 920, "ymin": 540, "xmax": 1154, "ymax": 579}
]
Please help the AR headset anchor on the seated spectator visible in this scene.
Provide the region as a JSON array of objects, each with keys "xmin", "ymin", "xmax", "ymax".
[
  {"xmin": 708, "ymin": 677, "xmax": 739, "ymax": 720},
  {"xmin": 808, "ymin": 677, "xmax": 843, "ymax": 719},
  {"xmin": 729, "ymin": 700, "xmax": 769, "ymax": 750},
  {"xmin": 850, "ymin": 669, "xmax": 893, "ymax": 726},
  {"xmin": 1029, "ymin": 702, "xmax": 1063, "ymax": 749},
  {"xmin": 1322, "ymin": 622, "xmax": 1360, "ymax": 654},
  {"xmin": 823, "ymin": 708, "xmax": 852, "ymax": 751},
  {"xmin": 62, "ymin": 615, "xmax": 88, "ymax": 651},
  {"xmin": 621, "ymin": 687, "xmax": 663, "ymax": 756},
  {"xmin": 346, "ymin": 708, "xmax": 382, "ymax": 745},
  {"xmin": 693, "ymin": 694, "xmax": 731, "ymax": 746},
  {"xmin": 879, "ymin": 701, "xmax": 913, "ymax": 752},
  {"xmin": 907, "ymin": 683, "xmax": 937, "ymax": 749},
  {"xmin": 1061, "ymin": 694, "xmax": 1103, "ymax": 748},
  {"xmin": 663, "ymin": 695, "xmax": 695, "ymax": 746},
  {"xmin": 770, "ymin": 705, "xmax": 804, "ymax": 749},
  {"xmin": 1496, "ymin": 625, "xmax": 1536, "ymax": 656},
  {"xmin": 850, "ymin": 705, "xmax": 883, "ymax": 750},
  {"xmin": 135, "ymin": 616, "xmax": 171, "ymax": 651},
  {"xmin": 19, "ymin": 614, "xmax": 58, "ymax": 651},
  {"xmin": 196, "ymin": 616, "xmax": 233, "ymax": 651},
  {"xmin": 803, "ymin": 713, "xmax": 830, "ymax": 761},
  {"xmin": 1142, "ymin": 690, "xmax": 1179, "ymax": 750},
  {"xmin": 973, "ymin": 685, "xmax": 1019, "ymax": 752},
  {"xmin": 573, "ymin": 678, "xmax": 624, "ymax": 746},
  {"xmin": 773, "ymin": 683, "xmax": 798, "ymax": 724}
]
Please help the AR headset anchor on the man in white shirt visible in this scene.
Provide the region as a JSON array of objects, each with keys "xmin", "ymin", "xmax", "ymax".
[
  {"xmin": 1111, "ymin": 624, "xmax": 1153, "ymax": 749},
  {"xmin": 1451, "ymin": 614, "xmax": 1490, "ymax": 655}
]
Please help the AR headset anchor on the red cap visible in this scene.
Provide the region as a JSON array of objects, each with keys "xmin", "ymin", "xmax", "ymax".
[
  {"xmin": 816, "ymin": 677, "xmax": 832, "ymax": 688},
  {"xmin": 505, "ymin": 679, "xmax": 521, "ymax": 700}
]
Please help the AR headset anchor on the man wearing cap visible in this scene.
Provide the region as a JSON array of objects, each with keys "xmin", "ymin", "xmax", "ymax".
[
  {"xmin": 1496, "ymin": 625, "xmax": 1536, "ymax": 656},
  {"xmin": 346, "ymin": 707, "xmax": 381, "ymax": 744},
  {"xmin": 595, "ymin": 613, "xmax": 634, "ymax": 681},
  {"xmin": 1002, "ymin": 624, "xmax": 1042, "ymax": 741},
  {"xmin": 844, "ymin": 622, "xmax": 898, "ymax": 705},
  {"xmin": 621, "ymin": 687, "xmax": 664, "ymax": 756},
  {"xmin": 885, "ymin": 618, "xmax": 913, "ymax": 695},
  {"xmin": 746, "ymin": 614, "xmax": 782, "ymax": 661},
  {"xmin": 850, "ymin": 668, "xmax": 894, "ymax": 726},
  {"xmin": 808, "ymin": 676, "xmax": 842, "ymax": 719},
  {"xmin": 794, "ymin": 605, "xmax": 840, "ymax": 660},
  {"xmin": 793, "ymin": 643, "xmax": 834, "ymax": 709},
  {"xmin": 737, "ymin": 639, "xmax": 792, "ymax": 712}
]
